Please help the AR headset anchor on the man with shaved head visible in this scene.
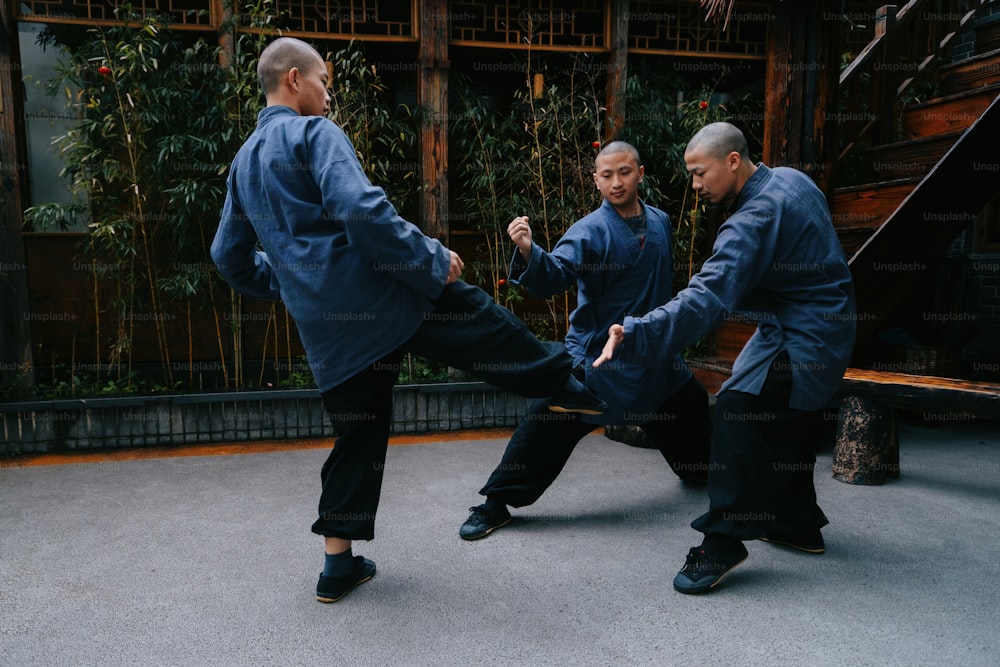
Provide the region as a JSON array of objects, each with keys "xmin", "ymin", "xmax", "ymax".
[
  {"xmin": 458, "ymin": 140, "xmax": 712, "ymax": 541},
  {"xmin": 212, "ymin": 37, "xmax": 605, "ymax": 604},
  {"xmin": 595, "ymin": 122, "xmax": 856, "ymax": 594},
  {"xmin": 685, "ymin": 121, "xmax": 751, "ymax": 164}
]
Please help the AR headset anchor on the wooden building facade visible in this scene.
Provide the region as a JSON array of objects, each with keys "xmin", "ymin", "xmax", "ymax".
[
  {"xmin": 2, "ymin": 0, "xmax": 774, "ymax": 392},
  {"xmin": 2, "ymin": 0, "xmax": 1000, "ymax": 396}
]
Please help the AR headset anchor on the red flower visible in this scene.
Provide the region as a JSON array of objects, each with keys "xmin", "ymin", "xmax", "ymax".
[
  {"xmin": 591, "ymin": 141, "xmax": 601, "ymax": 149},
  {"xmin": 497, "ymin": 279, "xmax": 507, "ymax": 287},
  {"xmin": 98, "ymin": 66, "xmax": 111, "ymax": 77},
  {"xmin": 698, "ymin": 100, "xmax": 709, "ymax": 110}
]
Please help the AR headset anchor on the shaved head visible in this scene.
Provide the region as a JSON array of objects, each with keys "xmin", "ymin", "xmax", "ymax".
[
  {"xmin": 685, "ymin": 122, "xmax": 750, "ymax": 161},
  {"xmin": 683, "ymin": 122, "xmax": 757, "ymax": 205},
  {"xmin": 596, "ymin": 140, "xmax": 641, "ymax": 168},
  {"xmin": 257, "ymin": 37, "xmax": 324, "ymax": 94}
]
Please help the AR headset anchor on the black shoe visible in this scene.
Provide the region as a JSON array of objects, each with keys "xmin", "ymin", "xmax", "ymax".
[
  {"xmin": 672, "ymin": 543, "xmax": 748, "ymax": 594},
  {"xmin": 759, "ymin": 529, "xmax": 825, "ymax": 554},
  {"xmin": 548, "ymin": 377, "xmax": 607, "ymax": 415},
  {"xmin": 316, "ymin": 555, "xmax": 376, "ymax": 603},
  {"xmin": 459, "ymin": 503, "xmax": 512, "ymax": 540}
]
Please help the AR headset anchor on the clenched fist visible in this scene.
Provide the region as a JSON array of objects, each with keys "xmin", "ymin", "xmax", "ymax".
[{"xmin": 507, "ymin": 216, "xmax": 533, "ymax": 260}]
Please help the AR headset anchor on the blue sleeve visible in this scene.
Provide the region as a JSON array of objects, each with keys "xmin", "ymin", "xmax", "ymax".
[
  {"xmin": 508, "ymin": 223, "xmax": 593, "ymax": 298},
  {"xmin": 620, "ymin": 207, "xmax": 778, "ymax": 364},
  {"xmin": 312, "ymin": 122, "xmax": 450, "ymax": 301},
  {"xmin": 211, "ymin": 181, "xmax": 283, "ymax": 302}
]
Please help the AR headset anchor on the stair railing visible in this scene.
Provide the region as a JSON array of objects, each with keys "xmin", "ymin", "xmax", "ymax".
[{"xmin": 837, "ymin": 0, "xmax": 992, "ymax": 163}]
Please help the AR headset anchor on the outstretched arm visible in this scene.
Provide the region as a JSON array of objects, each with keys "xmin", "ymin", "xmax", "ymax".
[
  {"xmin": 508, "ymin": 216, "xmax": 594, "ymax": 298},
  {"xmin": 592, "ymin": 324, "xmax": 624, "ymax": 367}
]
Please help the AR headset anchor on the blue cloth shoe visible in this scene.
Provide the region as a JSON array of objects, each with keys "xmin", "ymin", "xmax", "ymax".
[
  {"xmin": 316, "ymin": 555, "xmax": 376, "ymax": 603},
  {"xmin": 673, "ymin": 543, "xmax": 748, "ymax": 594}
]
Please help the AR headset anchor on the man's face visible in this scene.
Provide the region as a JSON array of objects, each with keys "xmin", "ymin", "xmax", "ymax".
[
  {"xmin": 684, "ymin": 146, "xmax": 739, "ymax": 206},
  {"xmin": 296, "ymin": 54, "xmax": 331, "ymax": 117},
  {"xmin": 593, "ymin": 152, "xmax": 644, "ymax": 211}
]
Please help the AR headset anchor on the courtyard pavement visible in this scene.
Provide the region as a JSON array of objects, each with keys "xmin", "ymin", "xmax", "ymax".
[{"xmin": 1, "ymin": 418, "xmax": 998, "ymax": 666}]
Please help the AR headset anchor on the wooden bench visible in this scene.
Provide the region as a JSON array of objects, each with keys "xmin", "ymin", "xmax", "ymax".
[
  {"xmin": 833, "ymin": 368, "xmax": 1000, "ymax": 484},
  {"xmin": 605, "ymin": 365, "xmax": 1000, "ymax": 486}
]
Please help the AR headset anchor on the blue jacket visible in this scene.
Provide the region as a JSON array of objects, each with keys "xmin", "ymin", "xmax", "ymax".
[
  {"xmin": 510, "ymin": 200, "xmax": 693, "ymax": 424},
  {"xmin": 620, "ymin": 165, "xmax": 856, "ymax": 411},
  {"xmin": 211, "ymin": 106, "xmax": 450, "ymax": 391}
]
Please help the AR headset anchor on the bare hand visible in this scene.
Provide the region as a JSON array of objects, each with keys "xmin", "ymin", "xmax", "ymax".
[
  {"xmin": 593, "ymin": 324, "xmax": 624, "ymax": 367},
  {"xmin": 507, "ymin": 216, "xmax": 532, "ymax": 260},
  {"xmin": 446, "ymin": 250, "xmax": 464, "ymax": 284}
]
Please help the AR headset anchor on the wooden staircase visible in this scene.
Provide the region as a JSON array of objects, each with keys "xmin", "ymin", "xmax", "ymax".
[
  {"xmin": 692, "ymin": 1, "xmax": 1000, "ymax": 392},
  {"xmin": 832, "ymin": 33, "xmax": 1000, "ymax": 363}
]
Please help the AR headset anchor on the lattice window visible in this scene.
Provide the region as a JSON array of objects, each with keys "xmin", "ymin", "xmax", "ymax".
[
  {"xmin": 450, "ymin": 1, "xmax": 607, "ymax": 50},
  {"xmin": 628, "ymin": 1, "xmax": 768, "ymax": 59},
  {"xmin": 18, "ymin": 0, "xmax": 214, "ymax": 27},
  {"xmin": 265, "ymin": 0, "xmax": 414, "ymax": 39}
]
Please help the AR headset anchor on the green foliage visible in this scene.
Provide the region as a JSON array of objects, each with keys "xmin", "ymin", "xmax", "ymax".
[
  {"xmin": 20, "ymin": 4, "xmax": 421, "ymax": 397},
  {"xmin": 396, "ymin": 354, "xmax": 472, "ymax": 385},
  {"xmin": 33, "ymin": 368, "xmax": 143, "ymax": 398},
  {"xmin": 26, "ymin": 6, "xmax": 246, "ymax": 390},
  {"xmin": 277, "ymin": 356, "xmax": 317, "ymax": 389},
  {"xmin": 0, "ymin": 364, "xmax": 34, "ymax": 401},
  {"xmin": 328, "ymin": 42, "xmax": 419, "ymax": 217},
  {"xmin": 452, "ymin": 54, "xmax": 763, "ymax": 348},
  {"xmin": 273, "ymin": 353, "xmax": 471, "ymax": 388},
  {"xmin": 20, "ymin": 1, "xmax": 764, "ymax": 395},
  {"xmin": 452, "ymin": 55, "xmax": 605, "ymax": 340}
]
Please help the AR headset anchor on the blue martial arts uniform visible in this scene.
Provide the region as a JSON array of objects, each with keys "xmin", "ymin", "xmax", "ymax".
[
  {"xmin": 211, "ymin": 105, "xmax": 450, "ymax": 392},
  {"xmin": 617, "ymin": 164, "xmax": 856, "ymax": 540},
  {"xmin": 510, "ymin": 199, "xmax": 694, "ymax": 424},
  {"xmin": 473, "ymin": 200, "xmax": 712, "ymax": 508},
  {"xmin": 211, "ymin": 105, "xmax": 584, "ymax": 540},
  {"xmin": 619, "ymin": 165, "xmax": 856, "ymax": 410}
]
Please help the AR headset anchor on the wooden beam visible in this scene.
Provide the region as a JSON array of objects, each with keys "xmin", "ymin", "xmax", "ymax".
[
  {"xmin": 762, "ymin": 7, "xmax": 792, "ymax": 167},
  {"xmin": 214, "ymin": 0, "xmax": 233, "ymax": 68},
  {"xmin": 0, "ymin": 0, "xmax": 36, "ymax": 394},
  {"xmin": 605, "ymin": 0, "xmax": 629, "ymax": 139},
  {"xmin": 762, "ymin": 0, "xmax": 840, "ymax": 193},
  {"xmin": 418, "ymin": 0, "xmax": 449, "ymax": 244},
  {"xmin": 841, "ymin": 368, "xmax": 1000, "ymax": 417}
]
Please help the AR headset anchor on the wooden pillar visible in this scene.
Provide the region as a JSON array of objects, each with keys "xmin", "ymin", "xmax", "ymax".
[
  {"xmin": 213, "ymin": 0, "xmax": 233, "ymax": 68},
  {"xmin": 762, "ymin": 0, "xmax": 840, "ymax": 193},
  {"xmin": 418, "ymin": 0, "xmax": 449, "ymax": 244},
  {"xmin": 832, "ymin": 396, "xmax": 900, "ymax": 484},
  {"xmin": 0, "ymin": 0, "xmax": 35, "ymax": 395},
  {"xmin": 605, "ymin": 0, "xmax": 629, "ymax": 139}
]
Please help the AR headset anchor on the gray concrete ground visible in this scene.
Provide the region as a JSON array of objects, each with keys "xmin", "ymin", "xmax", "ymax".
[{"xmin": 1, "ymin": 418, "xmax": 998, "ymax": 666}]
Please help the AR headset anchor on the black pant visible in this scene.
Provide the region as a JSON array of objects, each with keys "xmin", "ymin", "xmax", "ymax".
[
  {"xmin": 478, "ymin": 377, "xmax": 712, "ymax": 508},
  {"xmin": 691, "ymin": 352, "xmax": 829, "ymax": 541},
  {"xmin": 313, "ymin": 281, "xmax": 575, "ymax": 539}
]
